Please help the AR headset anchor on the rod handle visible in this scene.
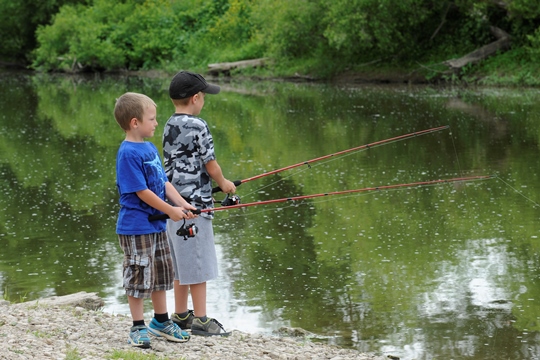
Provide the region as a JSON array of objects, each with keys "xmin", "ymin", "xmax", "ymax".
[
  {"xmin": 211, "ymin": 179, "xmax": 242, "ymax": 194},
  {"xmin": 148, "ymin": 208, "xmax": 201, "ymax": 221}
]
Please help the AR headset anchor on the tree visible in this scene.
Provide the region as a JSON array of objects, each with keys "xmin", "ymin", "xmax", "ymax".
[{"xmin": 0, "ymin": 0, "xmax": 87, "ymax": 66}]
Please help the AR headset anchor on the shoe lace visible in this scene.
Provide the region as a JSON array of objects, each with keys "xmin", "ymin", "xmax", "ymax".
[
  {"xmin": 132, "ymin": 327, "xmax": 149, "ymax": 340},
  {"xmin": 210, "ymin": 318, "xmax": 225, "ymax": 330},
  {"xmin": 162, "ymin": 321, "xmax": 177, "ymax": 334},
  {"xmin": 185, "ymin": 309, "xmax": 194, "ymax": 319}
]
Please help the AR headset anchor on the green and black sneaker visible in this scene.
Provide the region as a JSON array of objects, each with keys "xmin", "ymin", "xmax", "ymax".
[
  {"xmin": 171, "ymin": 309, "xmax": 194, "ymax": 330},
  {"xmin": 191, "ymin": 317, "xmax": 231, "ymax": 337}
]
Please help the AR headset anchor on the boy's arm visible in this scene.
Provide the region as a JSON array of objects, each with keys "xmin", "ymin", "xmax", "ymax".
[
  {"xmin": 136, "ymin": 189, "xmax": 193, "ymax": 221},
  {"xmin": 164, "ymin": 182, "xmax": 198, "ymax": 212},
  {"xmin": 206, "ymin": 159, "xmax": 236, "ymax": 193}
]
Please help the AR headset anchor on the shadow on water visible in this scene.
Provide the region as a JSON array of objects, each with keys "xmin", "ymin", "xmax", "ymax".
[{"xmin": 1, "ymin": 71, "xmax": 539, "ymax": 359}]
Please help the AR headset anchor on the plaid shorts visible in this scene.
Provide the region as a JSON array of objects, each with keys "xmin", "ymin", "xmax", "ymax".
[{"xmin": 118, "ymin": 231, "xmax": 174, "ymax": 299}]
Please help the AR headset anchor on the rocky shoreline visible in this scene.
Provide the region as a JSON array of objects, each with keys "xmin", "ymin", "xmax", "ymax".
[{"xmin": 0, "ymin": 292, "xmax": 387, "ymax": 360}]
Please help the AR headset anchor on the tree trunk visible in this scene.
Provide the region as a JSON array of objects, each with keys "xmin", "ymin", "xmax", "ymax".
[
  {"xmin": 443, "ymin": 26, "xmax": 511, "ymax": 71},
  {"xmin": 208, "ymin": 58, "xmax": 269, "ymax": 75},
  {"xmin": 13, "ymin": 292, "xmax": 105, "ymax": 311}
]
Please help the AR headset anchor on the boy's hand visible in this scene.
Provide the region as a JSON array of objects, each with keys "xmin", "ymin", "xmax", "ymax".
[
  {"xmin": 167, "ymin": 206, "xmax": 196, "ymax": 222},
  {"xmin": 183, "ymin": 208, "xmax": 198, "ymax": 219},
  {"xmin": 218, "ymin": 179, "xmax": 236, "ymax": 194}
]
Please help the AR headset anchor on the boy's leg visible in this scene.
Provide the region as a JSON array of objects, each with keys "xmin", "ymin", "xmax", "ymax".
[
  {"xmin": 119, "ymin": 234, "xmax": 153, "ymax": 348},
  {"xmin": 127, "ymin": 295, "xmax": 151, "ymax": 348},
  {"xmin": 151, "ymin": 290, "xmax": 167, "ymax": 315},
  {"xmin": 128, "ymin": 296, "xmax": 145, "ymax": 321},
  {"xmin": 171, "ymin": 281, "xmax": 194, "ymax": 329},
  {"xmin": 190, "ymin": 282, "xmax": 207, "ymax": 317},
  {"xmin": 173, "ymin": 280, "xmax": 191, "ymax": 314},
  {"xmin": 148, "ymin": 300, "xmax": 191, "ymax": 342},
  {"xmin": 190, "ymin": 281, "xmax": 230, "ymax": 337},
  {"xmin": 147, "ymin": 232, "xmax": 190, "ymax": 343}
]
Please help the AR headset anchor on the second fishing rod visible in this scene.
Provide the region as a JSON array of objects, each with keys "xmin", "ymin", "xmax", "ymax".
[
  {"xmin": 150, "ymin": 175, "xmax": 494, "ymax": 239},
  {"xmin": 212, "ymin": 125, "xmax": 450, "ymax": 195}
]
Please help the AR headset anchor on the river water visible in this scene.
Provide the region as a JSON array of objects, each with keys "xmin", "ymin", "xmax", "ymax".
[{"xmin": 1, "ymin": 71, "xmax": 539, "ymax": 359}]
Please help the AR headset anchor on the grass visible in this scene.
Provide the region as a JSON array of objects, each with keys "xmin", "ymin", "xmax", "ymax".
[
  {"xmin": 2, "ymin": 287, "xmax": 28, "ymax": 303},
  {"xmin": 65, "ymin": 346, "xmax": 82, "ymax": 360},
  {"xmin": 107, "ymin": 349, "xmax": 185, "ymax": 360}
]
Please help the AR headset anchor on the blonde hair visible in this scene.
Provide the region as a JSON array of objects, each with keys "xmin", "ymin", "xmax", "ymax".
[
  {"xmin": 171, "ymin": 97, "xmax": 191, "ymax": 107},
  {"xmin": 114, "ymin": 92, "xmax": 157, "ymax": 131}
]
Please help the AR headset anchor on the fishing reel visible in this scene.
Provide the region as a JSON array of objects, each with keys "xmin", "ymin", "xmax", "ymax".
[
  {"xmin": 221, "ymin": 193, "xmax": 241, "ymax": 207},
  {"xmin": 177, "ymin": 219, "xmax": 198, "ymax": 240}
]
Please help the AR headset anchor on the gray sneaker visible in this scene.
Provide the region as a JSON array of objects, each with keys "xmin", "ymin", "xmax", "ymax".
[
  {"xmin": 191, "ymin": 317, "xmax": 231, "ymax": 337},
  {"xmin": 171, "ymin": 310, "xmax": 194, "ymax": 330}
]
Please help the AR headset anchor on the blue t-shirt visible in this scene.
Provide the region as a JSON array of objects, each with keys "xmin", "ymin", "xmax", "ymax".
[{"xmin": 116, "ymin": 141, "xmax": 168, "ymax": 235}]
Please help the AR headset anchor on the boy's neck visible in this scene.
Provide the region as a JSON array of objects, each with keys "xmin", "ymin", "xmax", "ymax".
[
  {"xmin": 174, "ymin": 105, "xmax": 194, "ymax": 115},
  {"xmin": 124, "ymin": 131, "xmax": 144, "ymax": 142}
]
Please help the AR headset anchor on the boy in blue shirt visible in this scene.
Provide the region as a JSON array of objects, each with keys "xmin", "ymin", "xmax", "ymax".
[{"xmin": 114, "ymin": 92, "xmax": 197, "ymax": 348}]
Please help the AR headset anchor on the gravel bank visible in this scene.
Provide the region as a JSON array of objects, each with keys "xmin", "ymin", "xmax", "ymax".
[{"xmin": 0, "ymin": 293, "xmax": 387, "ymax": 360}]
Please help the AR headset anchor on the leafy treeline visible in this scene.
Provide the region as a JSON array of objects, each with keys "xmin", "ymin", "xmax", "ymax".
[{"xmin": 2, "ymin": 0, "xmax": 540, "ymax": 80}]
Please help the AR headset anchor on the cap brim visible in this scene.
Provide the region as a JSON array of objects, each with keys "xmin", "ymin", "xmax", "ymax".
[{"xmin": 204, "ymin": 83, "xmax": 220, "ymax": 94}]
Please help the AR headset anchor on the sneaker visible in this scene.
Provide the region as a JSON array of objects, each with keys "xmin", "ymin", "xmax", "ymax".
[
  {"xmin": 171, "ymin": 310, "xmax": 194, "ymax": 330},
  {"xmin": 128, "ymin": 325, "xmax": 151, "ymax": 348},
  {"xmin": 148, "ymin": 318, "xmax": 190, "ymax": 342},
  {"xmin": 191, "ymin": 317, "xmax": 231, "ymax": 337}
]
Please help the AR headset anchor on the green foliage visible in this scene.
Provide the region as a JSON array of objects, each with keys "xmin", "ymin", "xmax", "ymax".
[
  {"xmin": 14, "ymin": 0, "xmax": 540, "ymax": 81},
  {"xmin": 0, "ymin": 0, "xmax": 87, "ymax": 64},
  {"xmin": 167, "ymin": 0, "xmax": 263, "ymax": 69},
  {"xmin": 32, "ymin": 0, "xmax": 182, "ymax": 71},
  {"xmin": 507, "ymin": 0, "xmax": 540, "ymax": 19}
]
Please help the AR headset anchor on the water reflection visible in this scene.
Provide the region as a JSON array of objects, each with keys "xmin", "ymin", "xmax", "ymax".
[{"xmin": 1, "ymin": 72, "xmax": 539, "ymax": 359}]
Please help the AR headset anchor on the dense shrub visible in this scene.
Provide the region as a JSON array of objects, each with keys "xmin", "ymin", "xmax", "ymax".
[{"xmin": 20, "ymin": 0, "xmax": 540, "ymax": 78}]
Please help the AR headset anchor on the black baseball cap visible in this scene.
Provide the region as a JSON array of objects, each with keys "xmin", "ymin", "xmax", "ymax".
[{"xmin": 169, "ymin": 71, "xmax": 220, "ymax": 99}]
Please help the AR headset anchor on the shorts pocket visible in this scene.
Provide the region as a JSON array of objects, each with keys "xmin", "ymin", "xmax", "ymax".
[{"xmin": 123, "ymin": 255, "xmax": 151, "ymax": 290}]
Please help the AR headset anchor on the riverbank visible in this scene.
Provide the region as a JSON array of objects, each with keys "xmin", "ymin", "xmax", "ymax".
[{"xmin": 0, "ymin": 292, "xmax": 388, "ymax": 360}]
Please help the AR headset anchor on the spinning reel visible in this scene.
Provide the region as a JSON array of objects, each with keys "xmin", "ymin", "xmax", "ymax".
[
  {"xmin": 177, "ymin": 219, "xmax": 198, "ymax": 240},
  {"xmin": 176, "ymin": 193, "xmax": 240, "ymax": 240},
  {"xmin": 220, "ymin": 193, "xmax": 241, "ymax": 207}
]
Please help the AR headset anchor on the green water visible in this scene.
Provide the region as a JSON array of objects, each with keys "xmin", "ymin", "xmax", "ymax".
[{"xmin": 1, "ymin": 72, "xmax": 539, "ymax": 359}]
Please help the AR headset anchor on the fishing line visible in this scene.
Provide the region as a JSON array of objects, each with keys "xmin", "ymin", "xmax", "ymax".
[
  {"xmin": 446, "ymin": 126, "xmax": 475, "ymax": 216},
  {"xmin": 495, "ymin": 176, "xmax": 540, "ymax": 208},
  {"xmin": 446, "ymin": 128, "xmax": 539, "ymax": 209},
  {"xmin": 448, "ymin": 128, "xmax": 465, "ymax": 177}
]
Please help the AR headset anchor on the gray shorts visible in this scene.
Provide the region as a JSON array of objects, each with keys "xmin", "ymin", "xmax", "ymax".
[
  {"xmin": 118, "ymin": 232, "xmax": 174, "ymax": 299},
  {"xmin": 167, "ymin": 216, "xmax": 218, "ymax": 284}
]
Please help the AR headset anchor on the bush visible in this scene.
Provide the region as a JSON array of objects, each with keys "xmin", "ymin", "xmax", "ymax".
[{"xmin": 32, "ymin": 0, "xmax": 182, "ymax": 71}]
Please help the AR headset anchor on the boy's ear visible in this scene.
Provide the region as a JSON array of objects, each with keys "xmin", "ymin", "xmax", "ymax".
[{"xmin": 129, "ymin": 117, "xmax": 138, "ymax": 129}]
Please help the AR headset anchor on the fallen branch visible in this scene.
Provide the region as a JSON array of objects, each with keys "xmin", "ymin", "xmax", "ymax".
[
  {"xmin": 13, "ymin": 291, "xmax": 105, "ymax": 311},
  {"xmin": 208, "ymin": 58, "xmax": 269, "ymax": 75},
  {"xmin": 443, "ymin": 26, "xmax": 511, "ymax": 71}
]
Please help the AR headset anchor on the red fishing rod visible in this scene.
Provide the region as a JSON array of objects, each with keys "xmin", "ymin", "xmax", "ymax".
[
  {"xmin": 152, "ymin": 175, "xmax": 493, "ymax": 221},
  {"xmin": 212, "ymin": 125, "xmax": 450, "ymax": 193}
]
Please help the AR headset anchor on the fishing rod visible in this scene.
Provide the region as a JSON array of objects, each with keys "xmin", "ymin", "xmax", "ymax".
[
  {"xmin": 152, "ymin": 175, "xmax": 493, "ymax": 222},
  {"xmin": 212, "ymin": 125, "xmax": 450, "ymax": 193}
]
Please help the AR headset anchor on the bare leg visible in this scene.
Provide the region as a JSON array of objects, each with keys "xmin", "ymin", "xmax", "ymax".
[
  {"xmin": 173, "ymin": 280, "xmax": 190, "ymax": 314},
  {"xmin": 128, "ymin": 295, "xmax": 144, "ymax": 321},
  {"xmin": 190, "ymin": 282, "xmax": 207, "ymax": 317},
  {"xmin": 151, "ymin": 290, "xmax": 168, "ymax": 315}
]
